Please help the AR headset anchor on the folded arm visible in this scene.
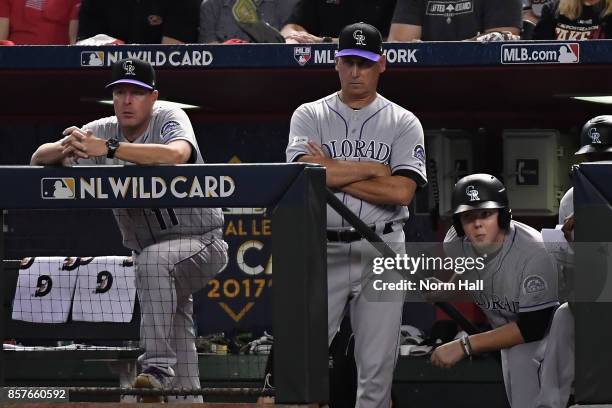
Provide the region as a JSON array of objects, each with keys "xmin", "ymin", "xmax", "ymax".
[
  {"xmin": 297, "ymin": 141, "xmax": 390, "ymax": 187},
  {"xmin": 340, "ymin": 175, "xmax": 417, "ymax": 206}
]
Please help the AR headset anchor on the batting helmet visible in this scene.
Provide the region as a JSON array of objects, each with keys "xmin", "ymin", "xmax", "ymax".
[
  {"xmin": 451, "ymin": 173, "xmax": 512, "ymax": 237},
  {"xmin": 575, "ymin": 115, "xmax": 612, "ymax": 155}
]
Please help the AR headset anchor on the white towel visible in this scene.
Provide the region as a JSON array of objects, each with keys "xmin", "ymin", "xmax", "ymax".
[
  {"xmin": 11, "ymin": 257, "xmax": 78, "ymax": 323},
  {"xmin": 71, "ymin": 256, "xmax": 136, "ymax": 323}
]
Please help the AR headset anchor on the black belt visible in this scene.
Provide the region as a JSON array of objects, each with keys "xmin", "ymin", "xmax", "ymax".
[{"xmin": 326, "ymin": 222, "xmax": 397, "ymax": 243}]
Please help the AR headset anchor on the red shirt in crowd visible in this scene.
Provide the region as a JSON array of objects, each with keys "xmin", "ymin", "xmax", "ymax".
[{"xmin": 0, "ymin": 0, "xmax": 80, "ymax": 44}]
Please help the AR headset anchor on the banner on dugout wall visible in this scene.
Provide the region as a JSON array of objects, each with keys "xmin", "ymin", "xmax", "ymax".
[{"xmin": 194, "ymin": 210, "xmax": 272, "ymax": 336}]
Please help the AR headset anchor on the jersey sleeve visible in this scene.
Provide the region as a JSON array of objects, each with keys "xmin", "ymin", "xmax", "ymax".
[
  {"xmin": 518, "ymin": 250, "xmax": 559, "ymax": 312},
  {"xmin": 391, "ymin": 0, "xmax": 425, "ymax": 26},
  {"xmin": 198, "ymin": 0, "xmax": 221, "ymax": 43},
  {"xmin": 390, "ymin": 112, "xmax": 427, "ymax": 187},
  {"xmin": 484, "ymin": 0, "xmax": 522, "ymax": 31},
  {"xmin": 157, "ymin": 108, "xmax": 197, "ymax": 145},
  {"xmin": 286, "ymin": 104, "xmax": 319, "ymax": 163}
]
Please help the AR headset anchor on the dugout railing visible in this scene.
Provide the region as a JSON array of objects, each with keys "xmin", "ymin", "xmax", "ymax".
[{"xmin": 0, "ymin": 163, "xmax": 328, "ymax": 404}]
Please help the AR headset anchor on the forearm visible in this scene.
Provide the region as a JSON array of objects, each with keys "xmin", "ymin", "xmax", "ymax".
[
  {"xmin": 484, "ymin": 26, "xmax": 520, "ymax": 35},
  {"xmin": 31, "ymin": 142, "xmax": 67, "ymax": 165},
  {"xmin": 0, "ymin": 18, "xmax": 9, "ymax": 40},
  {"xmin": 298, "ymin": 156, "xmax": 387, "ymax": 188},
  {"xmin": 468, "ymin": 322, "xmax": 524, "ymax": 354},
  {"xmin": 281, "ymin": 23, "xmax": 306, "ymax": 36},
  {"xmin": 68, "ymin": 20, "xmax": 79, "ymax": 44},
  {"xmin": 341, "ymin": 176, "xmax": 417, "ymax": 206},
  {"xmin": 162, "ymin": 35, "xmax": 184, "ymax": 44},
  {"xmin": 388, "ymin": 23, "xmax": 422, "ymax": 42},
  {"xmin": 114, "ymin": 142, "xmax": 187, "ymax": 165}
]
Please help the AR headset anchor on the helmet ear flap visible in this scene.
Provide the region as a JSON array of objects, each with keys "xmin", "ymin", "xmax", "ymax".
[
  {"xmin": 498, "ymin": 208, "xmax": 512, "ymax": 229},
  {"xmin": 453, "ymin": 214, "xmax": 465, "ymax": 237}
]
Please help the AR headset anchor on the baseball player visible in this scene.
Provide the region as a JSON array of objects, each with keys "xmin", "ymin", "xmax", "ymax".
[
  {"xmin": 535, "ymin": 116, "xmax": 612, "ymax": 408},
  {"xmin": 286, "ymin": 22, "xmax": 427, "ymax": 408},
  {"xmin": 432, "ymin": 174, "xmax": 559, "ymax": 408},
  {"xmin": 30, "ymin": 58, "xmax": 229, "ymax": 403}
]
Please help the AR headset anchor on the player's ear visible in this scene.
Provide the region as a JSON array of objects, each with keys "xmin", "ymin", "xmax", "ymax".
[
  {"xmin": 378, "ymin": 55, "xmax": 387, "ymax": 73},
  {"xmin": 151, "ymin": 89, "xmax": 159, "ymax": 102},
  {"xmin": 334, "ymin": 57, "xmax": 340, "ymax": 72}
]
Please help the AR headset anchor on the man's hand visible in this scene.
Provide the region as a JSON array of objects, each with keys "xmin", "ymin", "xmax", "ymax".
[
  {"xmin": 283, "ymin": 29, "xmax": 322, "ymax": 44},
  {"xmin": 430, "ymin": 339, "xmax": 466, "ymax": 368},
  {"xmin": 60, "ymin": 127, "xmax": 107, "ymax": 159}
]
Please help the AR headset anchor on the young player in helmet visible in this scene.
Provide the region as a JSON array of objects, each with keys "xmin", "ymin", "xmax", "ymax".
[{"xmin": 431, "ymin": 173, "xmax": 559, "ymax": 408}]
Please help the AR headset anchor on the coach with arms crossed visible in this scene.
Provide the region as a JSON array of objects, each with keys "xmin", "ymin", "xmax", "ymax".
[
  {"xmin": 31, "ymin": 58, "xmax": 228, "ymax": 403},
  {"xmin": 286, "ymin": 22, "xmax": 427, "ymax": 408}
]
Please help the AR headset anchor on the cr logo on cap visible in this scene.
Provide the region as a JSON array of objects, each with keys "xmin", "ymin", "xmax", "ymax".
[
  {"xmin": 353, "ymin": 29, "xmax": 366, "ymax": 46},
  {"xmin": 589, "ymin": 127, "xmax": 602, "ymax": 144},
  {"xmin": 123, "ymin": 60, "xmax": 136, "ymax": 76},
  {"xmin": 466, "ymin": 185, "xmax": 480, "ymax": 202}
]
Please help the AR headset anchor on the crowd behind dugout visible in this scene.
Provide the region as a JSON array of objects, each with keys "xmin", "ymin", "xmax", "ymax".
[{"xmin": 0, "ymin": 0, "xmax": 611, "ymax": 46}]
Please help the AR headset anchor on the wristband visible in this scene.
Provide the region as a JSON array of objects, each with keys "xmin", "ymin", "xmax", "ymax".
[{"xmin": 460, "ymin": 335, "xmax": 473, "ymax": 357}]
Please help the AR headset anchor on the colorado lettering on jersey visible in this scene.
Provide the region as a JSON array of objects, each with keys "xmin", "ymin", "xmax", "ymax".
[
  {"xmin": 323, "ymin": 139, "xmax": 391, "ymax": 162},
  {"xmin": 472, "ymin": 293, "xmax": 519, "ymax": 314}
]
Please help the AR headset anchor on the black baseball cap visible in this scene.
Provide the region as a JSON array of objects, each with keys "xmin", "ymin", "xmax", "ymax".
[
  {"xmin": 336, "ymin": 22, "xmax": 383, "ymax": 62},
  {"xmin": 105, "ymin": 58, "xmax": 156, "ymax": 90},
  {"xmin": 575, "ymin": 115, "xmax": 612, "ymax": 155}
]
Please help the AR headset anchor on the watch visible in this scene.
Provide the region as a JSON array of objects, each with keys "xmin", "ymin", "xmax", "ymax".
[{"xmin": 106, "ymin": 138, "xmax": 120, "ymax": 159}]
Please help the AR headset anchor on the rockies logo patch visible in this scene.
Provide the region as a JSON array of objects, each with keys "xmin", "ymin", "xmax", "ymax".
[
  {"xmin": 413, "ymin": 144, "xmax": 425, "ymax": 164},
  {"xmin": 523, "ymin": 275, "xmax": 547, "ymax": 294},
  {"xmin": 161, "ymin": 120, "xmax": 181, "ymax": 140}
]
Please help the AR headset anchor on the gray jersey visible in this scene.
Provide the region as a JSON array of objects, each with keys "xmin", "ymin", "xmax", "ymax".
[
  {"xmin": 77, "ymin": 105, "xmax": 224, "ymax": 251},
  {"xmin": 444, "ymin": 220, "xmax": 559, "ymax": 328},
  {"xmin": 286, "ymin": 92, "xmax": 427, "ymax": 228}
]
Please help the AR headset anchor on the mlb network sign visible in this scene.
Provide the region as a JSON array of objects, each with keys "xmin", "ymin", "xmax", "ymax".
[
  {"xmin": 41, "ymin": 176, "xmax": 235, "ymax": 200},
  {"xmin": 501, "ymin": 43, "xmax": 580, "ymax": 64}
]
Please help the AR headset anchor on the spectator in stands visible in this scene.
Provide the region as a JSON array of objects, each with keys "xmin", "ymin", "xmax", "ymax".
[
  {"xmin": 280, "ymin": 0, "xmax": 397, "ymax": 43},
  {"xmin": 533, "ymin": 0, "xmax": 612, "ymax": 39},
  {"xmin": 521, "ymin": 0, "xmax": 548, "ymax": 38},
  {"xmin": 77, "ymin": 0, "xmax": 201, "ymax": 44},
  {"xmin": 387, "ymin": 0, "xmax": 522, "ymax": 41},
  {"xmin": 198, "ymin": 0, "xmax": 289, "ymax": 43},
  {"xmin": 0, "ymin": 0, "xmax": 80, "ymax": 45}
]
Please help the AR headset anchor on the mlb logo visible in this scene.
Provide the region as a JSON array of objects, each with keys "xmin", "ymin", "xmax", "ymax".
[
  {"xmin": 41, "ymin": 178, "xmax": 76, "ymax": 199},
  {"xmin": 294, "ymin": 47, "xmax": 312, "ymax": 66},
  {"xmin": 558, "ymin": 43, "xmax": 579, "ymax": 63},
  {"xmin": 81, "ymin": 51, "xmax": 105, "ymax": 67}
]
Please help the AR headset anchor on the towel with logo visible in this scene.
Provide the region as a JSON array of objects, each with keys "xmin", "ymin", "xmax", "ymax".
[
  {"xmin": 72, "ymin": 256, "xmax": 136, "ymax": 322},
  {"xmin": 11, "ymin": 257, "xmax": 78, "ymax": 323}
]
